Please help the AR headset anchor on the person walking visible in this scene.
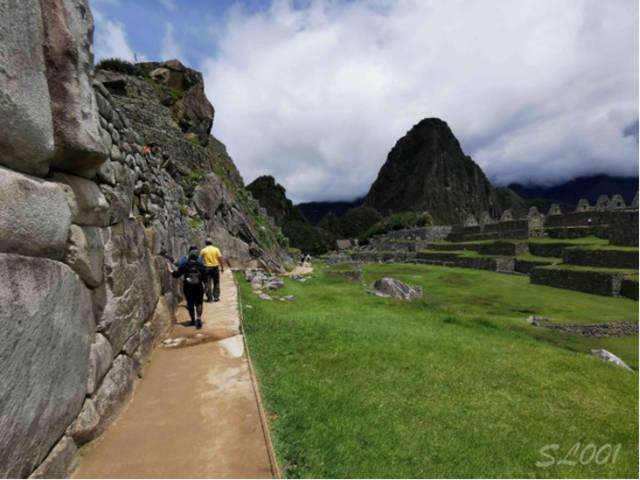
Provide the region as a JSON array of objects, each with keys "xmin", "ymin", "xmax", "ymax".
[
  {"xmin": 200, "ymin": 238, "xmax": 224, "ymax": 303},
  {"xmin": 168, "ymin": 247, "xmax": 207, "ymax": 329}
]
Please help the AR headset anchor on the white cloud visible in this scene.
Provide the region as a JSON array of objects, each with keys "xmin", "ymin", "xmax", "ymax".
[
  {"xmin": 94, "ymin": 19, "xmax": 136, "ymax": 61},
  {"xmin": 159, "ymin": 0, "xmax": 176, "ymax": 12},
  {"xmin": 203, "ymin": 0, "xmax": 638, "ymax": 202},
  {"xmin": 161, "ymin": 22, "xmax": 183, "ymax": 61}
]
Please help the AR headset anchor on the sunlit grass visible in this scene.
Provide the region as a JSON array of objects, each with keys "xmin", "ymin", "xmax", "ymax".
[{"xmin": 237, "ymin": 263, "xmax": 638, "ymax": 478}]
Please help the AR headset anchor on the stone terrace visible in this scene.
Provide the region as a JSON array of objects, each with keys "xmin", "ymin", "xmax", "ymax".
[{"xmin": 329, "ymin": 197, "xmax": 639, "ymax": 300}]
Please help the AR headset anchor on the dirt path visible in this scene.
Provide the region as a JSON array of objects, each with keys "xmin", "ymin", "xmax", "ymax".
[{"xmin": 74, "ymin": 271, "xmax": 276, "ymax": 479}]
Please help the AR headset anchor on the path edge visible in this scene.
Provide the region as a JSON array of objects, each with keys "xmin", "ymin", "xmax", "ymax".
[{"xmin": 233, "ymin": 272, "xmax": 283, "ymax": 479}]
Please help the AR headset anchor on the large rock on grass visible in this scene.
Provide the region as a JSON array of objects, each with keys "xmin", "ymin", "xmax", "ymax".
[
  {"xmin": 0, "ymin": 167, "xmax": 71, "ymax": 259},
  {"xmin": 0, "ymin": 0, "xmax": 55, "ymax": 176},
  {"xmin": 0, "ymin": 254, "xmax": 93, "ymax": 478},
  {"xmin": 591, "ymin": 349, "xmax": 633, "ymax": 372},
  {"xmin": 373, "ymin": 277, "xmax": 423, "ymax": 301}
]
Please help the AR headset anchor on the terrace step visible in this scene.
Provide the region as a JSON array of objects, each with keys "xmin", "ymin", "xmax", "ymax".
[
  {"xmin": 476, "ymin": 241, "xmax": 529, "ymax": 256},
  {"xmin": 545, "ymin": 226, "xmax": 609, "ymax": 239},
  {"xmin": 621, "ymin": 277, "xmax": 638, "ymax": 300},
  {"xmin": 530, "ymin": 266, "xmax": 629, "ymax": 297},
  {"xmin": 514, "ymin": 258, "xmax": 558, "ymax": 274},
  {"xmin": 562, "ymin": 247, "xmax": 639, "ymax": 270}
]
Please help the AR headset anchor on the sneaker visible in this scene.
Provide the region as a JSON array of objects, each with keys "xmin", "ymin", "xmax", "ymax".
[
  {"xmin": 189, "ymin": 320, "xmax": 196, "ymax": 326},
  {"xmin": 196, "ymin": 318, "xmax": 203, "ymax": 329},
  {"xmin": 214, "ymin": 298, "xmax": 220, "ymax": 302}
]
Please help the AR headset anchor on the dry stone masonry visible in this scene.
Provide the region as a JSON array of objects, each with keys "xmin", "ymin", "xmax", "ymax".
[{"xmin": 0, "ymin": 1, "xmax": 290, "ymax": 477}]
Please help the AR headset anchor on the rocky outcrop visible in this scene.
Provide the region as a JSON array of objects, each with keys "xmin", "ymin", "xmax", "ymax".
[
  {"xmin": 247, "ymin": 175, "xmax": 337, "ymax": 254},
  {"xmin": 138, "ymin": 59, "xmax": 214, "ymax": 146},
  {"xmin": 364, "ymin": 118, "xmax": 524, "ymax": 224},
  {"xmin": 247, "ymin": 175, "xmax": 307, "ymax": 225},
  {"xmin": 96, "ymin": 64, "xmax": 289, "ymax": 269}
]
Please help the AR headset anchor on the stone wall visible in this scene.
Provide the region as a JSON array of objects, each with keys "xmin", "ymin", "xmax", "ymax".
[
  {"xmin": 477, "ymin": 241, "xmax": 529, "ymax": 256},
  {"xmin": 0, "ymin": 1, "xmax": 288, "ymax": 477},
  {"xmin": 609, "ymin": 210, "xmax": 639, "ymax": 246},
  {"xmin": 621, "ymin": 278, "xmax": 639, "ymax": 301},
  {"xmin": 374, "ymin": 226, "xmax": 452, "ymax": 242},
  {"xmin": 447, "ymin": 202, "xmax": 637, "ymax": 243},
  {"xmin": 527, "ymin": 242, "xmax": 568, "ymax": 258},
  {"xmin": 530, "ymin": 267, "xmax": 624, "ymax": 297},
  {"xmin": 562, "ymin": 247, "xmax": 638, "ymax": 270}
]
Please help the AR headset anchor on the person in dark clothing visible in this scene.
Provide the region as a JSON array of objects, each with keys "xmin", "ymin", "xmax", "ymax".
[{"xmin": 168, "ymin": 248, "xmax": 207, "ymax": 329}]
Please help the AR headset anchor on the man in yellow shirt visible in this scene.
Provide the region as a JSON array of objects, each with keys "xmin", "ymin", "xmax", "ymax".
[{"xmin": 200, "ymin": 239, "xmax": 224, "ymax": 302}]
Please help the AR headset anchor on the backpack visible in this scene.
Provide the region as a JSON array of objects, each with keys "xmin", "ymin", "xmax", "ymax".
[{"xmin": 185, "ymin": 259, "xmax": 202, "ymax": 286}]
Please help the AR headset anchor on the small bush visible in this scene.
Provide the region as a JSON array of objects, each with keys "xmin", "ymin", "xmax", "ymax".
[{"xmin": 95, "ymin": 57, "xmax": 146, "ymax": 76}]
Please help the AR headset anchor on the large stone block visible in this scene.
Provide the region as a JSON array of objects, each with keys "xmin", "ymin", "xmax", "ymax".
[
  {"xmin": 0, "ymin": 0, "xmax": 55, "ymax": 176},
  {"xmin": 64, "ymin": 224, "xmax": 104, "ymax": 287},
  {"xmin": 67, "ymin": 355, "xmax": 135, "ymax": 444},
  {"xmin": 41, "ymin": 0, "xmax": 108, "ymax": 178},
  {"xmin": 0, "ymin": 166, "xmax": 71, "ymax": 259},
  {"xmin": 52, "ymin": 171, "xmax": 110, "ymax": 226},
  {"xmin": 193, "ymin": 173, "xmax": 224, "ymax": 219},
  {"xmin": 149, "ymin": 294, "xmax": 175, "ymax": 342},
  {"xmin": 0, "ymin": 254, "xmax": 94, "ymax": 478},
  {"xmin": 132, "ymin": 322, "xmax": 154, "ymax": 376},
  {"xmin": 28, "ymin": 435, "xmax": 78, "ymax": 479},
  {"xmin": 95, "ymin": 220, "xmax": 160, "ymax": 354},
  {"xmin": 86, "ymin": 333, "xmax": 113, "ymax": 395}
]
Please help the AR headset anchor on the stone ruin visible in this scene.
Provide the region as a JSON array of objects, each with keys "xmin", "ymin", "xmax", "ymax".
[
  {"xmin": 575, "ymin": 198, "xmax": 592, "ymax": 212},
  {"xmin": 609, "ymin": 194, "xmax": 626, "ymax": 210},
  {"xmin": 463, "ymin": 213, "xmax": 479, "ymax": 227},
  {"xmin": 527, "ymin": 207, "xmax": 545, "ymax": 236},
  {"xmin": 500, "ymin": 209, "xmax": 514, "ymax": 221},
  {"xmin": 547, "ymin": 204, "xmax": 562, "ymax": 216},
  {"xmin": 479, "ymin": 211, "xmax": 495, "ymax": 226},
  {"xmin": 595, "ymin": 195, "xmax": 610, "ymax": 211}
]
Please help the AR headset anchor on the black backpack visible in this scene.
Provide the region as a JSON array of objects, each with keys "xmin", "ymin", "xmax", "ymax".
[{"xmin": 185, "ymin": 259, "xmax": 202, "ymax": 286}]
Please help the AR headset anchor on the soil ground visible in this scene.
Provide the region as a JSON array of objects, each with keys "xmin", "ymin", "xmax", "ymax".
[{"xmin": 74, "ymin": 270, "xmax": 275, "ymax": 479}]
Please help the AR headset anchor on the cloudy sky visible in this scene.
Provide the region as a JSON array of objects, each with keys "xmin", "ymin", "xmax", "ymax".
[{"xmin": 91, "ymin": 0, "xmax": 638, "ymax": 203}]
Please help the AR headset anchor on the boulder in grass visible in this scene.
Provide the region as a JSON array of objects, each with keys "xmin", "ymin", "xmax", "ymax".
[
  {"xmin": 591, "ymin": 349, "xmax": 633, "ymax": 372},
  {"xmin": 373, "ymin": 277, "xmax": 422, "ymax": 301},
  {"xmin": 264, "ymin": 277, "xmax": 284, "ymax": 290}
]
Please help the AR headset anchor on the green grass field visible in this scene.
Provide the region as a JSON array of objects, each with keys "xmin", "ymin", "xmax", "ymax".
[{"xmin": 237, "ymin": 263, "xmax": 638, "ymax": 478}]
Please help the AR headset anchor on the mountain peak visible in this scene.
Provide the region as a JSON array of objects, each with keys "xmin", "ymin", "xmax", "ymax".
[{"xmin": 364, "ymin": 118, "xmax": 523, "ymax": 223}]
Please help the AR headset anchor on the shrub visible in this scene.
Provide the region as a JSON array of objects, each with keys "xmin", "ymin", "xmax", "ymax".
[
  {"xmin": 95, "ymin": 57, "xmax": 146, "ymax": 76},
  {"xmin": 282, "ymin": 220, "xmax": 335, "ymax": 255}
]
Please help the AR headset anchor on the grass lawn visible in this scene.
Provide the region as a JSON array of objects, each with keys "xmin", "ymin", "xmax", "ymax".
[{"xmin": 237, "ymin": 263, "xmax": 638, "ymax": 478}]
